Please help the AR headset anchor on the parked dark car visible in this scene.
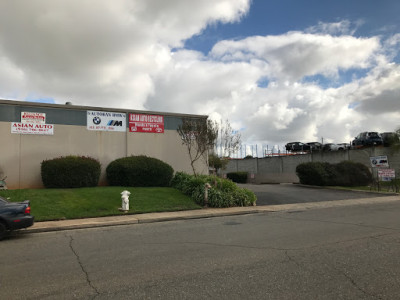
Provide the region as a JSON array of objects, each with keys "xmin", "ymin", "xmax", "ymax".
[
  {"xmin": 285, "ymin": 142, "xmax": 310, "ymax": 152},
  {"xmin": 337, "ymin": 143, "xmax": 350, "ymax": 150},
  {"xmin": 306, "ymin": 142, "xmax": 322, "ymax": 151},
  {"xmin": 0, "ymin": 196, "xmax": 34, "ymax": 240},
  {"xmin": 380, "ymin": 132, "xmax": 399, "ymax": 147},
  {"xmin": 352, "ymin": 132, "xmax": 383, "ymax": 148}
]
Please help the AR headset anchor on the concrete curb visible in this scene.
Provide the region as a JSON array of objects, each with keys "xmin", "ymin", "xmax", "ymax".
[{"xmin": 23, "ymin": 195, "xmax": 400, "ymax": 234}]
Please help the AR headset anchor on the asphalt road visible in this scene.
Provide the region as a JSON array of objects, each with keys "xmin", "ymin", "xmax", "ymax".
[
  {"xmin": 239, "ymin": 183, "xmax": 389, "ymax": 205},
  {"xmin": 2, "ymin": 199, "xmax": 400, "ymax": 299}
]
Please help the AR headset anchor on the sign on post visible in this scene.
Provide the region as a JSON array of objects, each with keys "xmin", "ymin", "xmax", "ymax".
[{"xmin": 378, "ymin": 169, "xmax": 395, "ymax": 182}]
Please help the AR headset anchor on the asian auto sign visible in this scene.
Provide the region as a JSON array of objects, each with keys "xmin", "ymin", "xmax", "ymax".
[
  {"xmin": 129, "ymin": 114, "xmax": 164, "ymax": 133},
  {"xmin": 87, "ymin": 111, "xmax": 126, "ymax": 132},
  {"xmin": 11, "ymin": 111, "xmax": 54, "ymax": 135}
]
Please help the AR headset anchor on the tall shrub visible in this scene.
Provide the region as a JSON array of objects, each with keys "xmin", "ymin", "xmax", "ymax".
[
  {"xmin": 106, "ymin": 155, "xmax": 174, "ymax": 187},
  {"xmin": 334, "ymin": 161, "xmax": 372, "ymax": 186},
  {"xmin": 296, "ymin": 162, "xmax": 333, "ymax": 186},
  {"xmin": 41, "ymin": 156, "xmax": 101, "ymax": 188},
  {"xmin": 296, "ymin": 161, "xmax": 372, "ymax": 187}
]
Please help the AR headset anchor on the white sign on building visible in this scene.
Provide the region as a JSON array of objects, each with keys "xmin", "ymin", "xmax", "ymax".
[
  {"xmin": 21, "ymin": 112, "xmax": 46, "ymax": 124},
  {"xmin": 11, "ymin": 111, "xmax": 54, "ymax": 135},
  {"xmin": 87, "ymin": 111, "xmax": 126, "ymax": 132},
  {"xmin": 370, "ymin": 156, "xmax": 389, "ymax": 168},
  {"xmin": 11, "ymin": 123, "xmax": 54, "ymax": 135}
]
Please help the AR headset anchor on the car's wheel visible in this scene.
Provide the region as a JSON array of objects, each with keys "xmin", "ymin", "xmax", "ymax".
[{"xmin": 0, "ymin": 222, "xmax": 6, "ymax": 241}]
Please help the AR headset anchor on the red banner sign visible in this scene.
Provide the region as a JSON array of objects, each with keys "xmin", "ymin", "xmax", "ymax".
[{"xmin": 129, "ymin": 114, "xmax": 164, "ymax": 133}]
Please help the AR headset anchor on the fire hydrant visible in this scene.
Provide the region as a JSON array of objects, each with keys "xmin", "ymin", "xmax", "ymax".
[
  {"xmin": 120, "ymin": 190, "xmax": 131, "ymax": 212},
  {"xmin": 204, "ymin": 183, "xmax": 211, "ymax": 207}
]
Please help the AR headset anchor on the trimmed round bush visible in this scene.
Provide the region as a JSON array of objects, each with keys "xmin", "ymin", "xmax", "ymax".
[
  {"xmin": 296, "ymin": 162, "xmax": 334, "ymax": 186},
  {"xmin": 106, "ymin": 155, "xmax": 174, "ymax": 187},
  {"xmin": 296, "ymin": 161, "xmax": 373, "ymax": 187},
  {"xmin": 41, "ymin": 156, "xmax": 101, "ymax": 188},
  {"xmin": 334, "ymin": 161, "xmax": 372, "ymax": 186}
]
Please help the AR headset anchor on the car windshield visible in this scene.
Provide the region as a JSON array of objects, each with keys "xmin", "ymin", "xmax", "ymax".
[{"xmin": 369, "ymin": 132, "xmax": 380, "ymax": 138}]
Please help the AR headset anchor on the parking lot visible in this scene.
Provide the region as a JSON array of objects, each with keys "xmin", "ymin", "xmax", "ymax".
[{"xmin": 239, "ymin": 183, "xmax": 390, "ymax": 206}]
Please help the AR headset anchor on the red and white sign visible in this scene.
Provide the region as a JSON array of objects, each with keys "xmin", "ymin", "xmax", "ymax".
[
  {"xmin": 11, "ymin": 122, "xmax": 54, "ymax": 135},
  {"xmin": 129, "ymin": 114, "xmax": 164, "ymax": 133},
  {"xmin": 378, "ymin": 169, "xmax": 395, "ymax": 181},
  {"xmin": 21, "ymin": 112, "xmax": 46, "ymax": 124}
]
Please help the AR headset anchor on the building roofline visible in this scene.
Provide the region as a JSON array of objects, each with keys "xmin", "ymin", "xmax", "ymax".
[{"xmin": 0, "ymin": 99, "xmax": 208, "ymax": 119}]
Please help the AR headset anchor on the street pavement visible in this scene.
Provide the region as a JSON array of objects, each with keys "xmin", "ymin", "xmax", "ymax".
[
  {"xmin": 3, "ymin": 197, "xmax": 400, "ymax": 299},
  {"xmin": 22, "ymin": 183, "xmax": 399, "ymax": 234},
  {"xmin": 239, "ymin": 183, "xmax": 391, "ymax": 205}
]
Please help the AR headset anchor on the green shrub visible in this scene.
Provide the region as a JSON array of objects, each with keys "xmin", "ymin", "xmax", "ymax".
[
  {"xmin": 296, "ymin": 161, "xmax": 372, "ymax": 187},
  {"xmin": 226, "ymin": 172, "xmax": 248, "ymax": 183},
  {"xmin": 106, "ymin": 155, "xmax": 174, "ymax": 187},
  {"xmin": 41, "ymin": 156, "xmax": 101, "ymax": 188},
  {"xmin": 296, "ymin": 162, "xmax": 333, "ymax": 186},
  {"xmin": 334, "ymin": 161, "xmax": 372, "ymax": 186},
  {"xmin": 171, "ymin": 172, "xmax": 256, "ymax": 207}
]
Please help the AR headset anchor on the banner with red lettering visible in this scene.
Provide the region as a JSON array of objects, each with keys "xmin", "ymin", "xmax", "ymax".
[{"xmin": 129, "ymin": 114, "xmax": 164, "ymax": 133}]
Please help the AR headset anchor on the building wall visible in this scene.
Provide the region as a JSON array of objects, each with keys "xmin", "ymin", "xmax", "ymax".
[
  {"xmin": 223, "ymin": 148, "xmax": 400, "ymax": 184},
  {"xmin": 0, "ymin": 100, "xmax": 207, "ymax": 189}
]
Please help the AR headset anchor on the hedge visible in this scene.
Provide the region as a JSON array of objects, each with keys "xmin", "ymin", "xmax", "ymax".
[
  {"xmin": 41, "ymin": 156, "xmax": 101, "ymax": 188},
  {"xmin": 296, "ymin": 161, "xmax": 372, "ymax": 186},
  {"xmin": 106, "ymin": 155, "xmax": 174, "ymax": 187},
  {"xmin": 226, "ymin": 172, "xmax": 248, "ymax": 183}
]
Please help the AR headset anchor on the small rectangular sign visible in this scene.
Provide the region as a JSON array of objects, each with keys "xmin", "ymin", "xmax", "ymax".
[
  {"xmin": 87, "ymin": 111, "xmax": 126, "ymax": 132},
  {"xmin": 129, "ymin": 113, "xmax": 164, "ymax": 133},
  {"xmin": 378, "ymin": 168, "xmax": 395, "ymax": 181},
  {"xmin": 21, "ymin": 112, "xmax": 46, "ymax": 124},
  {"xmin": 11, "ymin": 122, "xmax": 54, "ymax": 135}
]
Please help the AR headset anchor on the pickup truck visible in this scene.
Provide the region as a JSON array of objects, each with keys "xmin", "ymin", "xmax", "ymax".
[{"xmin": 0, "ymin": 196, "xmax": 34, "ymax": 240}]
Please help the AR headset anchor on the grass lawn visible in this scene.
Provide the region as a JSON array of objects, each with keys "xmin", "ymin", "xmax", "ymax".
[{"xmin": 0, "ymin": 187, "xmax": 201, "ymax": 222}]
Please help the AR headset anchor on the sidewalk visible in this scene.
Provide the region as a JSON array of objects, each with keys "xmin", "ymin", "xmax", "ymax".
[{"xmin": 24, "ymin": 195, "xmax": 400, "ymax": 234}]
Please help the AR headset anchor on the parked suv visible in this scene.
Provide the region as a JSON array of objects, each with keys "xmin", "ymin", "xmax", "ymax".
[
  {"xmin": 352, "ymin": 132, "xmax": 383, "ymax": 148},
  {"xmin": 306, "ymin": 142, "xmax": 322, "ymax": 151}
]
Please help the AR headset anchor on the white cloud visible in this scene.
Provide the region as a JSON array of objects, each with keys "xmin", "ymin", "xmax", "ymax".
[
  {"xmin": 0, "ymin": 0, "xmax": 249, "ymax": 108},
  {"xmin": 211, "ymin": 32, "xmax": 380, "ymax": 80},
  {"xmin": 0, "ymin": 2, "xmax": 399, "ymax": 149}
]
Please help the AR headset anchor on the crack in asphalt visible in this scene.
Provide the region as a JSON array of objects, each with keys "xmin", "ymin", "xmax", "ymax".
[
  {"xmin": 329, "ymin": 263, "xmax": 383, "ymax": 300},
  {"xmin": 67, "ymin": 235, "xmax": 100, "ymax": 299},
  {"xmin": 284, "ymin": 250, "xmax": 383, "ymax": 299},
  {"xmin": 283, "ymin": 250, "xmax": 302, "ymax": 268}
]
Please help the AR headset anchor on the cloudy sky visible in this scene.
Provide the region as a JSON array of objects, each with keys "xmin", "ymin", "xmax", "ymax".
[{"xmin": 1, "ymin": 0, "xmax": 399, "ymax": 152}]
